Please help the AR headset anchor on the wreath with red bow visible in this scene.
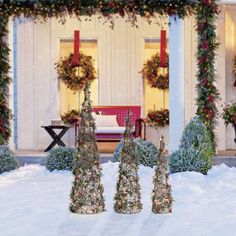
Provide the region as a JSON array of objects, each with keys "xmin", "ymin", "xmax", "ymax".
[
  {"xmin": 55, "ymin": 53, "xmax": 96, "ymax": 92},
  {"xmin": 141, "ymin": 53, "xmax": 169, "ymax": 90}
]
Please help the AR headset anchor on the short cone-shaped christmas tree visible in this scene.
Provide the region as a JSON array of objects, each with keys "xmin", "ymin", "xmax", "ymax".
[
  {"xmin": 70, "ymin": 81, "xmax": 105, "ymax": 214},
  {"xmin": 114, "ymin": 109, "xmax": 142, "ymax": 214},
  {"xmin": 152, "ymin": 136, "xmax": 173, "ymax": 214}
]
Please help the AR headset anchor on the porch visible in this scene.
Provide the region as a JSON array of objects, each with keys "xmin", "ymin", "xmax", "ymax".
[{"xmin": 15, "ymin": 149, "xmax": 236, "ymax": 167}]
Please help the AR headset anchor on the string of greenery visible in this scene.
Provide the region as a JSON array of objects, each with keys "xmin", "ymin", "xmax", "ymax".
[
  {"xmin": 196, "ymin": 0, "xmax": 219, "ymax": 148},
  {"xmin": 0, "ymin": 16, "xmax": 12, "ymax": 145},
  {"xmin": 0, "ymin": 1, "xmax": 195, "ymax": 21}
]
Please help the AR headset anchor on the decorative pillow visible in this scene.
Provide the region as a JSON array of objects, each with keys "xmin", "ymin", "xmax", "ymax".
[
  {"xmin": 92, "ymin": 112, "xmax": 97, "ymax": 120},
  {"xmin": 95, "ymin": 115, "xmax": 119, "ymax": 127}
]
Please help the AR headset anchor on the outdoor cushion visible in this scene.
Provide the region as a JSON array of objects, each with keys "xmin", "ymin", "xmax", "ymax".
[
  {"xmin": 94, "ymin": 115, "xmax": 118, "ymax": 127},
  {"xmin": 95, "ymin": 127, "xmax": 126, "ymax": 134}
]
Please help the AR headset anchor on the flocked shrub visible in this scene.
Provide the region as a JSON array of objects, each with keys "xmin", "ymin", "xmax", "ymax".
[
  {"xmin": 46, "ymin": 147, "xmax": 76, "ymax": 171},
  {"xmin": 113, "ymin": 138, "xmax": 159, "ymax": 167},
  {"xmin": 0, "ymin": 145, "xmax": 18, "ymax": 174},
  {"xmin": 169, "ymin": 116, "xmax": 214, "ymax": 175}
]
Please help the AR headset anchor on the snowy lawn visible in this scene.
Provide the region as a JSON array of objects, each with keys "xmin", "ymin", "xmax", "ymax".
[{"xmin": 1, "ymin": 162, "xmax": 236, "ymax": 236}]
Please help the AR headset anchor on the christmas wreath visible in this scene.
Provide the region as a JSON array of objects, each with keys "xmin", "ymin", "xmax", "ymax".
[
  {"xmin": 141, "ymin": 53, "xmax": 169, "ymax": 90},
  {"xmin": 55, "ymin": 53, "xmax": 96, "ymax": 92}
]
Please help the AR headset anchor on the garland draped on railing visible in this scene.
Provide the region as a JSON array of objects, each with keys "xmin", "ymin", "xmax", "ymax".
[
  {"xmin": 0, "ymin": 16, "xmax": 12, "ymax": 145},
  {"xmin": 196, "ymin": 0, "xmax": 219, "ymax": 147}
]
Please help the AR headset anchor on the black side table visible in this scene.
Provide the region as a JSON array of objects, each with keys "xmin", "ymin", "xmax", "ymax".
[{"xmin": 42, "ymin": 125, "xmax": 71, "ymax": 152}]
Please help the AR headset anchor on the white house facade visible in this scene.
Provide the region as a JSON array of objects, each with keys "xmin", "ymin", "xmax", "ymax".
[{"xmin": 7, "ymin": 3, "xmax": 236, "ymax": 153}]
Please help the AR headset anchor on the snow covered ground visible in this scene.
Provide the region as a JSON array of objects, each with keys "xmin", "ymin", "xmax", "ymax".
[{"xmin": 1, "ymin": 162, "xmax": 236, "ymax": 236}]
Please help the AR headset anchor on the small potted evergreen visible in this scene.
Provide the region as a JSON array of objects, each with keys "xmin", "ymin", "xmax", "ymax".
[{"xmin": 222, "ymin": 102, "xmax": 236, "ymax": 143}]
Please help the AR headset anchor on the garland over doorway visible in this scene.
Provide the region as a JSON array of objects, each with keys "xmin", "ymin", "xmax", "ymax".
[{"xmin": 0, "ymin": 0, "xmax": 219, "ymax": 145}]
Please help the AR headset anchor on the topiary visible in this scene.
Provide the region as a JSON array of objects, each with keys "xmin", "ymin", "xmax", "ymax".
[
  {"xmin": 169, "ymin": 116, "xmax": 214, "ymax": 175},
  {"xmin": 0, "ymin": 145, "xmax": 18, "ymax": 174},
  {"xmin": 46, "ymin": 147, "xmax": 76, "ymax": 171},
  {"xmin": 113, "ymin": 138, "xmax": 159, "ymax": 168}
]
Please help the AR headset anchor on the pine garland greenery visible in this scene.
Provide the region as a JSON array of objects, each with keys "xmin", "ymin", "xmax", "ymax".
[
  {"xmin": 70, "ymin": 81, "xmax": 105, "ymax": 214},
  {"xmin": 0, "ymin": 16, "xmax": 12, "ymax": 145},
  {"xmin": 0, "ymin": 1, "xmax": 195, "ymax": 22},
  {"xmin": 195, "ymin": 0, "xmax": 219, "ymax": 148}
]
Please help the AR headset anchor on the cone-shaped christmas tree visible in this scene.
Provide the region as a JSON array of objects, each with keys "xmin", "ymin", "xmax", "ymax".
[
  {"xmin": 114, "ymin": 110, "xmax": 142, "ymax": 214},
  {"xmin": 152, "ymin": 136, "xmax": 172, "ymax": 214},
  {"xmin": 70, "ymin": 81, "xmax": 105, "ymax": 214}
]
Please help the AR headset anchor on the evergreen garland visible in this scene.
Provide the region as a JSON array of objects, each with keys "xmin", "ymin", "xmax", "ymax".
[
  {"xmin": 114, "ymin": 110, "xmax": 142, "ymax": 214},
  {"xmin": 70, "ymin": 81, "xmax": 105, "ymax": 214},
  {"xmin": 0, "ymin": 1, "xmax": 195, "ymax": 21},
  {"xmin": 0, "ymin": 16, "xmax": 12, "ymax": 145},
  {"xmin": 195, "ymin": 0, "xmax": 219, "ymax": 147}
]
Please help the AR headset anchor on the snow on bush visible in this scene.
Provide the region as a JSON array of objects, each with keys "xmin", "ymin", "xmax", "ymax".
[
  {"xmin": 169, "ymin": 116, "xmax": 214, "ymax": 175},
  {"xmin": 113, "ymin": 138, "xmax": 159, "ymax": 167},
  {"xmin": 46, "ymin": 147, "xmax": 76, "ymax": 171},
  {"xmin": 0, "ymin": 145, "xmax": 18, "ymax": 174}
]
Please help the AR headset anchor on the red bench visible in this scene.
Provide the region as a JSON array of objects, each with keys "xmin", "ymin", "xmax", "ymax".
[{"xmin": 92, "ymin": 106, "xmax": 145, "ymax": 141}]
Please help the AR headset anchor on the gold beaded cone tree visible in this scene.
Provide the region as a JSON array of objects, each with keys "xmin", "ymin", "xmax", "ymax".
[
  {"xmin": 70, "ymin": 81, "xmax": 105, "ymax": 214},
  {"xmin": 152, "ymin": 136, "xmax": 173, "ymax": 214},
  {"xmin": 114, "ymin": 110, "xmax": 142, "ymax": 214}
]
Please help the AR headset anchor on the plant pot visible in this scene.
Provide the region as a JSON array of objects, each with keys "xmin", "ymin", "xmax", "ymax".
[{"xmin": 233, "ymin": 123, "xmax": 236, "ymax": 143}]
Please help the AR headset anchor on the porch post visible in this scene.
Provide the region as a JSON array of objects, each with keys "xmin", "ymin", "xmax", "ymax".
[
  {"xmin": 169, "ymin": 16, "xmax": 185, "ymax": 153},
  {"xmin": 8, "ymin": 17, "xmax": 15, "ymax": 150}
]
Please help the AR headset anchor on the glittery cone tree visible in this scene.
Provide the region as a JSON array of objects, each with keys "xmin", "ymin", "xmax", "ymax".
[
  {"xmin": 114, "ymin": 110, "xmax": 142, "ymax": 214},
  {"xmin": 152, "ymin": 136, "xmax": 173, "ymax": 214},
  {"xmin": 70, "ymin": 81, "xmax": 105, "ymax": 214}
]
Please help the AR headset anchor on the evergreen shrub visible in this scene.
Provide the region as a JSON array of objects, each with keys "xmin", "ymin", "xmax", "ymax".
[
  {"xmin": 169, "ymin": 116, "xmax": 214, "ymax": 175},
  {"xmin": 113, "ymin": 138, "xmax": 159, "ymax": 167},
  {"xmin": 0, "ymin": 145, "xmax": 18, "ymax": 174},
  {"xmin": 46, "ymin": 147, "xmax": 76, "ymax": 171}
]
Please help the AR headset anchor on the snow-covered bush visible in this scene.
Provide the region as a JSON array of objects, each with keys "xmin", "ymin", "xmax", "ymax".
[
  {"xmin": 169, "ymin": 116, "xmax": 214, "ymax": 175},
  {"xmin": 113, "ymin": 138, "xmax": 159, "ymax": 167},
  {"xmin": 0, "ymin": 145, "xmax": 18, "ymax": 174},
  {"xmin": 46, "ymin": 147, "xmax": 76, "ymax": 171}
]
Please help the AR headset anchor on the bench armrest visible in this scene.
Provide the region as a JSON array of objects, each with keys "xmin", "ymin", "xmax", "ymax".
[{"xmin": 134, "ymin": 118, "xmax": 146, "ymax": 140}]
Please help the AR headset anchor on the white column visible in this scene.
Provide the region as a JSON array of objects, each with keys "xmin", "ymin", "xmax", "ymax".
[
  {"xmin": 8, "ymin": 17, "xmax": 15, "ymax": 151},
  {"xmin": 216, "ymin": 6, "xmax": 226, "ymax": 151},
  {"xmin": 169, "ymin": 16, "xmax": 185, "ymax": 153}
]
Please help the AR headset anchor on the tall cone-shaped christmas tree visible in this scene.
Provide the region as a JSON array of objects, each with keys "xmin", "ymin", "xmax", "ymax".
[
  {"xmin": 114, "ymin": 110, "xmax": 142, "ymax": 214},
  {"xmin": 152, "ymin": 136, "xmax": 172, "ymax": 214},
  {"xmin": 70, "ymin": 81, "xmax": 105, "ymax": 214}
]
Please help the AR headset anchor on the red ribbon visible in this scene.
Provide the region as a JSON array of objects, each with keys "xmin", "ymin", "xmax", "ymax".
[
  {"xmin": 160, "ymin": 30, "xmax": 167, "ymax": 67},
  {"xmin": 73, "ymin": 30, "xmax": 80, "ymax": 66}
]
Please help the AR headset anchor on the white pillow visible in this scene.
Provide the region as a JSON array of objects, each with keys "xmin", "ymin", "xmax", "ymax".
[
  {"xmin": 92, "ymin": 112, "xmax": 97, "ymax": 120},
  {"xmin": 95, "ymin": 115, "xmax": 119, "ymax": 127}
]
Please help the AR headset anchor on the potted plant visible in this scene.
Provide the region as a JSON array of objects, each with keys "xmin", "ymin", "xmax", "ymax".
[
  {"xmin": 61, "ymin": 110, "xmax": 80, "ymax": 125},
  {"xmin": 222, "ymin": 102, "xmax": 236, "ymax": 143},
  {"xmin": 146, "ymin": 109, "xmax": 169, "ymax": 128}
]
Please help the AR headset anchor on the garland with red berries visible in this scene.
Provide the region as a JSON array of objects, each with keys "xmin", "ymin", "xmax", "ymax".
[
  {"xmin": 0, "ymin": 16, "xmax": 12, "ymax": 145},
  {"xmin": 196, "ymin": 0, "xmax": 219, "ymax": 147}
]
